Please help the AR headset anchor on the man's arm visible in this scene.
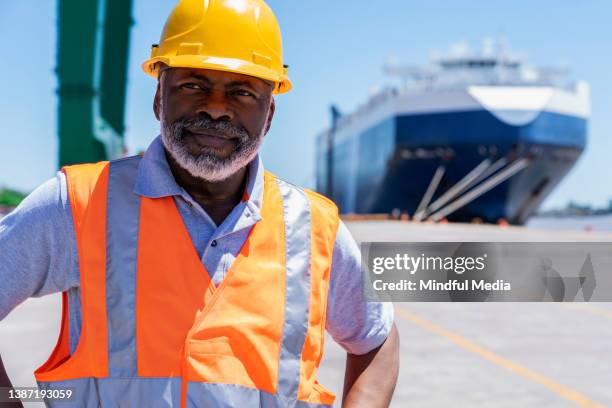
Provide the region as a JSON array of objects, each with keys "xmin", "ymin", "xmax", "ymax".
[
  {"xmin": 0, "ymin": 174, "xmax": 78, "ymax": 321},
  {"xmin": 0, "ymin": 174, "xmax": 78, "ymax": 405},
  {"xmin": 325, "ymin": 221, "xmax": 398, "ymax": 406},
  {"xmin": 342, "ymin": 323, "xmax": 399, "ymax": 407}
]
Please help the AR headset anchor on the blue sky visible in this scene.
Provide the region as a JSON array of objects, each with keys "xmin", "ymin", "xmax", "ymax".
[{"xmin": 1, "ymin": 0, "xmax": 610, "ymax": 209}]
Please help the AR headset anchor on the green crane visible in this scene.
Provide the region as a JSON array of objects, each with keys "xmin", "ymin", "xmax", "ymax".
[{"xmin": 57, "ymin": 0, "xmax": 133, "ymax": 166}]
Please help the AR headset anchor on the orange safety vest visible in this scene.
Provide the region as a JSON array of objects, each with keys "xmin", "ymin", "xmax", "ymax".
[{"xmin": 34, "ymin": 156, "xmax": 340, "ymax": 407}]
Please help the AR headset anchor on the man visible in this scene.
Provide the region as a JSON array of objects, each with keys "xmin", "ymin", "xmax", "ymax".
[{"xmin": 0, "ymin": 0, "xmax": 399, "ymax": 406}]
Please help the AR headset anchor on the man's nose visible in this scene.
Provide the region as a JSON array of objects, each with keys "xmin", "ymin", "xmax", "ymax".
[{"xmin": 196, "ymin": 92, "xmax": 233, "ymax": 122}]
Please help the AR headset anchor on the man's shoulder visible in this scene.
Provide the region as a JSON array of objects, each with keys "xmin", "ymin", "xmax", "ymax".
[
  {"xmin": 61, "ymin": 160, "xmax": 110, "ymax": 189},
  {"xmin": 110, "ymin": 154, "xmax": 143, "ymax": 165},
  {"xmin": 302, "ymin": 187, "xmax": 337, "ymax": 210},
  {"xmin": 62, "ymin": 160, "xmax": 109, "ymax": 172},
  {"xmin": 0, "ymin": 171, "xmax": 74, "ymax": 242},
  {"xmin": 64, "ymin": 155, "xmax": 142, "ymax": 170},
  {"xmin": 268, "ymin": 173, "xmax": 338, "ymax": 214},
  {"xmin": 62, "ymin": 155, "xmax": 142, "ymax": 185}
]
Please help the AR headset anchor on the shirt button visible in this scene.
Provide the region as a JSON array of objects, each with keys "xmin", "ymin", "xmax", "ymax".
[
  {"xmin": 245, "ymin": 212, "xmax": 250, "ymax": 218},
  {"xmin": 210, "ymin": 240, "xmax": 218, "ymax": 247}
]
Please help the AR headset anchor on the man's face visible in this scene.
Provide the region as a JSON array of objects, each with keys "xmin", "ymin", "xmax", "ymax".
[{"xmin": 155, "ymin": 67, "xmax": 275, "ymax": 182}]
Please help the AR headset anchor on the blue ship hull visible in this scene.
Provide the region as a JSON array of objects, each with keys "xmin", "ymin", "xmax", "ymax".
[{"xmin": 317, "ymin": 110, "xmax": 587, "ymax": 224}]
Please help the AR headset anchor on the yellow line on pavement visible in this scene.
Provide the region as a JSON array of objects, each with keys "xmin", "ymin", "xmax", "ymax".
[{"xmin": 395, "ymin": 307, "xmax": 606, "ymax": 408}]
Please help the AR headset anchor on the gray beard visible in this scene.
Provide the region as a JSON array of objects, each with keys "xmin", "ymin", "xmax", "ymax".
[{"xmin": 160, "ymin": 105, "xmax": 263, "ymax": 182}]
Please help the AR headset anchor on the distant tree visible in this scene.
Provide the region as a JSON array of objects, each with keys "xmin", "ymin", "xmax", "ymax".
[
  {"xmin": 0, "ymin": 188, "xmax": 26, "ymax": 207},
  {"xmin": 566, "ymin": 200, "xmax": 592, "ymax": 213}
]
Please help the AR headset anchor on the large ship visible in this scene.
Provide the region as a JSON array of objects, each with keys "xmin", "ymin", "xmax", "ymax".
[{"xmin": 315, "ymin": 40, "xmax": 589, "ymax": 224}]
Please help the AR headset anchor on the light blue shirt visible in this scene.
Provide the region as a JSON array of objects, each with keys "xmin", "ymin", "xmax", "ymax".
[{"xmin": 0, "ymin": 136, "xmax": 393, "ymax": 355}]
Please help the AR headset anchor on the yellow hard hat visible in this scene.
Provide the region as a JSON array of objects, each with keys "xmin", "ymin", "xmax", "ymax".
[{"xmin": 142, "ymin": 0, "xmax": 292, "ymax": 94}]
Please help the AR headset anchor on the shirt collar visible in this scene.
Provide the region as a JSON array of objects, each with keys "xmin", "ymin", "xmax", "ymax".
[{"xmin": 133, "ymin": 135, "xmax": 264, "ymax": 214}]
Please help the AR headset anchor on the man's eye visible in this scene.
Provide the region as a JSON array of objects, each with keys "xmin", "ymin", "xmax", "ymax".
[
  {"xmin": 233, "ymin": 90, "xmax": 255, "ymax": 98},
  {"xmin": 181, "ymin": 83, "xmax": 203, "ymax": 90}
]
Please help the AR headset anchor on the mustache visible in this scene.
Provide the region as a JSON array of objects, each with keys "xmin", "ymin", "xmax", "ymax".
[{"xmin": 170, "ymin": 116, "xmax": 249, "ymax": 140}]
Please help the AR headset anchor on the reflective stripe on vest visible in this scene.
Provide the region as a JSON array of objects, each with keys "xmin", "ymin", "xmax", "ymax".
[{"xmin": 35, "ymin": 156, "xmax": 339, "ymax": 407}]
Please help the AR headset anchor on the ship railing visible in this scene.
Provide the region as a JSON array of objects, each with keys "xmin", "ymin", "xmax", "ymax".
[
  {"xmin": 414, "ymin": 157, "xmax": 496, "ymax": 221},
  {"xmin": 413, "ymin": 164, "xmax": 446, "ymax": 222},
  {"xmin": 421, "ymin": 157, "xmax": 531, "ymax": 222}
]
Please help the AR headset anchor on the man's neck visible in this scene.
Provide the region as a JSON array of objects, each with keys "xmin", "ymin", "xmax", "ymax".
[{"xmin": 165, "ymin": 150, "xmax": 247, "ymax": 226}]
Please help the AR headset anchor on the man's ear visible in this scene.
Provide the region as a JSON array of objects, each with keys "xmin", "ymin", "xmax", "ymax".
[
  {"xmin": 153, "ymin": 82, "xmax": 161, "ymax": 121},
  {"xmin": 263, "ymin": 97, "xmax": 276, "ymax": 135}
]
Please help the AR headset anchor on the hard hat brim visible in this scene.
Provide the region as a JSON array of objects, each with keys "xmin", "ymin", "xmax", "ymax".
[{"xmin": 142, "ymin": 55, "xmax": 292, "ymax": 94}]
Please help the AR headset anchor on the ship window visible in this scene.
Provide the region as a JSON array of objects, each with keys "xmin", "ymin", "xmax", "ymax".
[{"xmin": 467, "ymin": 60, "xmax": 497, "ymax": 68}]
